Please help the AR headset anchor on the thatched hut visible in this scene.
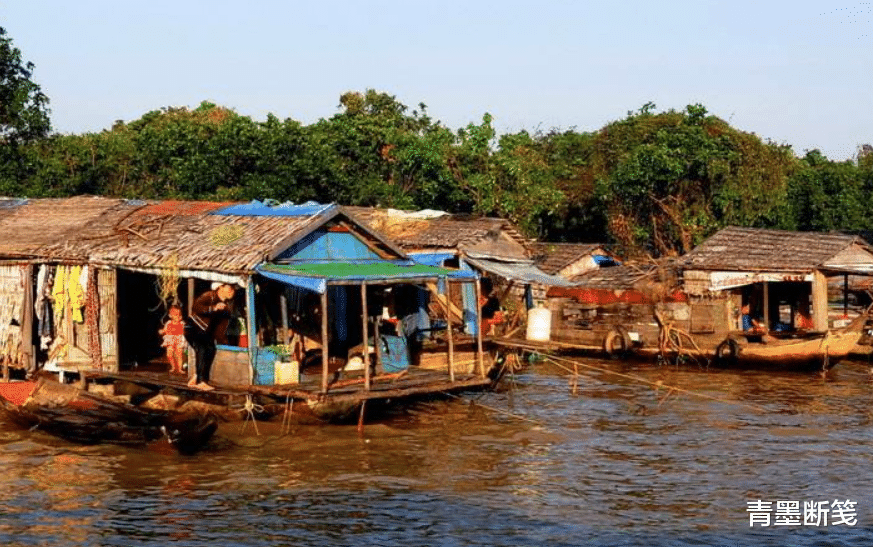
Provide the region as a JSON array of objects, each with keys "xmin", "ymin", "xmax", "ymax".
[{"xmin": 0, "ymin": 197, "xmax": 492, "ymax": 413}]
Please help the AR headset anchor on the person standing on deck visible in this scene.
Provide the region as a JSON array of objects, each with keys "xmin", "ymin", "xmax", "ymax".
[{"xmin": 185, "ymin": 283, "xmax": 237, "ymax": 390}]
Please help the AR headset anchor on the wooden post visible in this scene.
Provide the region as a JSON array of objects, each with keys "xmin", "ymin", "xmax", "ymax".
[
  {"xmin": 187, "ymin": 278, "xmax": 195, "ymax": 315},
  {"xmin": 186, "ymin": 278, "xmax": 195, "ymax": 379},
  {"xmin": 280, "ymin": 292, "xmax": 290, "ymax": 345},
  {"xmin": 844, "ymin": 274, "xmax": 849, "ymax": 317},
  {"xmin": 812, "ymin": 270, "xmax": 829, "ymax": 331},
  {"xmin": 762, "ymin": 282, "xmax": 770, "ymax": 329},
  {"xmin": 246, "ymin": 280, "xmax": 257, "ymax": 385},
  {"xmin": 357, "ymin": 399, "xmax": 366, "ymax": 435},
  {"xmin": 444, "ymin": 278, "xmax": 455, "ymax": 382},
  {"xmin": 320, "ymin": 289, "xmax": 329, "ymax": 393},
  {"xmin": 360, "ymin": 283, "xmax": 371, "ymax": 391},
  {"xmin": 473, "ymin": 278, "xmax": 485, "ymax": 378}
]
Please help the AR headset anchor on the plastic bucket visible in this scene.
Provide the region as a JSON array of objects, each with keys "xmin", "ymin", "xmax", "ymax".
[
  {"xmin": 275, "ymin": 360, "xmax": 300, "ymax": 384},
  {"xmin": 526, "ymin": 307, "xmax": 552, "ymax": 342}
]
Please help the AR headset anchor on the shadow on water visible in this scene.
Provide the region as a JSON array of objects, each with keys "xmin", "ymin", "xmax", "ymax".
[{"xmin": 2, "ymin": 357, "xmax": 873, "ymax": 545}]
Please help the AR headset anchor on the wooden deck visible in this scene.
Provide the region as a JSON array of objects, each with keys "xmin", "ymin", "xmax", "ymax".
[{"xmin": 79, "ymin": 367, "xmax": 493, "ymax": 409}]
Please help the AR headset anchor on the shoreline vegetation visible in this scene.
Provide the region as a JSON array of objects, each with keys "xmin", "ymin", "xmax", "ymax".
[{"xmin": 2, "ymin": 29, "xmax": 872, "ymax": 258}]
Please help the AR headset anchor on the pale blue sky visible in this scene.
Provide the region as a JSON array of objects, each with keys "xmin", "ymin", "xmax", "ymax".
[{"xmin": 2, "ymin": 1, "xmax": 871, "ymax": 160}]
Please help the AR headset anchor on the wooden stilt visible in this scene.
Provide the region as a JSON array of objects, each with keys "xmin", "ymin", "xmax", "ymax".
[
  {"xmin": 445, "ymin": 278, "xmax": 455, "ymax": 382},
  {"xmin": 280, "ymin": 293, "xmax": 290, "ymax": 345},
  {"xmin": 474, "ymin": 279, "xmax": 485, "ymax": 378},
  {"xmin": 373, "ymin": 312, "xmax": 382, "ymax": 375},
  {"xmin": 320, "ymin": 289, "xmax": 329, "ymax": 393},
  {"xmin": 357, "ymin": 399, "xmax": 366, "ymax": 435},
  {"xmin": 361, "ymin": 283, "xmax": 371, "ymax": 391}
]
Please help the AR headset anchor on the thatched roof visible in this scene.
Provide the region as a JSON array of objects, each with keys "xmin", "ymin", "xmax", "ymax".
[
  {"xmin": 682, "ymin": 226, "xmax": 869, "ymax": 273},
  {"xmin": 529, "ymin": 242, "xmax": 607, "ymax": 275},
  {"xmin": 568, "ymin": 260, "xmax": 680, "ymax": 290},
  {"xmin": 0, "ymin": 197, "xmax": 403, "ymax": 274},
  {"xmin": 346, "ymin": 207, "xmax": 530, "ymax": 261}
]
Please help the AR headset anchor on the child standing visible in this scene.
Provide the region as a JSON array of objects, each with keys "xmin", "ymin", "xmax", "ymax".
[{"xmin": 159, "ymin": 304, "xmax": 187, "ymax": 374}]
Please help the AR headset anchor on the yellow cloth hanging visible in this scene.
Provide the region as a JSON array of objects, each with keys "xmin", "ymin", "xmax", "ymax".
[
  {"xmin": 68, "ymin": 265, "xmax": 85, "ymax": 323},
  {"xmin": 52, "ymin": 265, "xmax": 68, "ymax": 321}
]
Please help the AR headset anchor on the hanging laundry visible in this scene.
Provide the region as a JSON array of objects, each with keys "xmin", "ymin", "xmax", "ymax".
[
  {"xmin": 52, "ymin": 265, "xmax": 67, "ymax": 321},
  {"xmin": 35, "ymin": 265, "xmax": 47, "ymax": 322},
  {"xmin": 67, "ymin": 265, "xmax": 85, "ymax": 323}
]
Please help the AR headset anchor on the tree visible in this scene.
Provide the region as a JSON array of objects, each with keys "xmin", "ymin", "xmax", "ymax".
[
  {"xmin": 588, "ymin": 104, "xmax": 797, "ymax": 256},
  {"xmin": 786, "ymin": 150, "xmax": 868, "ymax": 232},
  {"xmin": 0, "ymin": 26, "xmax": 50, "ymax": 143}
]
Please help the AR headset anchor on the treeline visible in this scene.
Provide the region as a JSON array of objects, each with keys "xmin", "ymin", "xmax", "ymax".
[{"xmin": 2, "ymin": 90, "xmax": 873, "ymax": 257}]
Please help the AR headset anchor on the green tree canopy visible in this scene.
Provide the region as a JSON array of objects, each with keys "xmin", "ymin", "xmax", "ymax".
[{"xmin": 0, "ymin": 26, "xmax": 50, "ymax": 143}]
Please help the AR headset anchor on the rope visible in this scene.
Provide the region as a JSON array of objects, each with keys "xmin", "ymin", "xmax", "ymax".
[
  {"xmin": 240, "ymin": 394, "xmax": 264, "ymax": 435},
  {"xmin": 443, "ymin": 392, "xmax": 546, "ymax": 426},
  {"xmin": 281, "ymin": 390, "xmax": 294, "ymax": 435},
  {"xmin": 541, "ymin": 353, "xmax": 768, "ymax": 413}
]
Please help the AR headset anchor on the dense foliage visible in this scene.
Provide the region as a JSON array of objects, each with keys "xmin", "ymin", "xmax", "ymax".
[{"xmin": 1, "ymin": 26, "xmax": 871, "ymax": 257}]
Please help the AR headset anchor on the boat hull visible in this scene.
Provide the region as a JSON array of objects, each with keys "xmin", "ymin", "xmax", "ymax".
[
  {"xmin": 0, "ymin": 380, "xmax": 216, "ymax": 453},
  {"xmin": 713, "ymin": 331, "xmax": 862, "ymax": 371}
]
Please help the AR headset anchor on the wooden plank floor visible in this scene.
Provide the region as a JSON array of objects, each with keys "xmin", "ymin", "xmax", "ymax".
[{"xmin": 82, "ymin": 367, "xmax": 492, "ymax": 405}]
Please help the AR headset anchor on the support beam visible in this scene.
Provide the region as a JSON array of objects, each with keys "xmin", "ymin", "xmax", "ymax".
[
  {"xmin": 473, "ymin": 279, "xmax": 485, "ymax": 378},
  {"xmin": 844, "ymin": 274, "xmax": 849, "ymax": 317},
  {"xmin": 246, "ymin": 280, "xmax": 257, "ymax": 385},
  {"xmin": 812, "ymin": 270, "xmax": 829, "ymax": 331},
  {"xmin": 320, "ymin": 289, "xmax": 329, "ymax": 393},
  {"xmin": 762, "ymin": 282, "xmax": 770, "ymax": 329},
  {"xmin": 445, "ymin": 278, "xmax": 455, "ymax": 382},
  {"xmin": 360, "ymin": 283, "xmax": 371, "ymax": 391},
  {"xmin": 280, "ymin": 292, "xmax": 290, "ymax": 345}
]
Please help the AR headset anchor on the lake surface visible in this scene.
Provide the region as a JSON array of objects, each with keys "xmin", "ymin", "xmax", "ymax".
[{"xmin": 2, "ymin": 356, "xmax": 873, "ymax": 546}]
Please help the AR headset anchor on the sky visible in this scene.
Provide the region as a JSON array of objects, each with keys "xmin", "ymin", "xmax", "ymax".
[{"xmin": 1, "ymin": 1, "xmax": 871, "ymax": 161}]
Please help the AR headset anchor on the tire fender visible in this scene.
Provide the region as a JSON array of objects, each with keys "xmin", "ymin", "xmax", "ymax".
[
  {"xmin": 603, "ymin": 327, "xmax": 632, "ymax": 359},
  {"xmin": 715, "ymin": 338, "xmax": 739, "ymax": 367}
]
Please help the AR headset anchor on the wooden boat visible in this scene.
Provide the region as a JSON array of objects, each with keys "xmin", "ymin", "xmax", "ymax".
[
  {"xmin": 0, "ymin": 379, "xmax": 217, "ymax": 454},
  {"xmin": 713, "ymin": 329, "xmax": 864, "ymax": 371}
]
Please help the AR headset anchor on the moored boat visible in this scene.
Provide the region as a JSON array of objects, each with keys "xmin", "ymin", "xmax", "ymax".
[
  {"xmin": 0, "ymin": 379, "xmax": 217, "ymax": 454},
  {"xmin": 712, "ymin": 329, "xmax": 864, "ymax": 371}
]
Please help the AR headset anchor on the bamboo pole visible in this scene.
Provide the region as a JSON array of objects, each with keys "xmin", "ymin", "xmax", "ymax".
[
  {"xmin": 320, "ymin": 289, "xmax": 329, "ymax": 393},
  {"xmin": 445, "ymin": 278, "xmax": 455, "ymax": 382},
  {"xmin": 361, "ymin": 283, "xmax": 371, "ymax": 391},
  {"xmin": 474, "ymin": 279, "xmax": 485, "ymax": 378}
]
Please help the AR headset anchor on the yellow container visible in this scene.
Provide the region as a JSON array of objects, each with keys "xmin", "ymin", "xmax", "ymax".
[{"xmin": 274, "ymin": 360, "xmax": 300, "ymax": 384}]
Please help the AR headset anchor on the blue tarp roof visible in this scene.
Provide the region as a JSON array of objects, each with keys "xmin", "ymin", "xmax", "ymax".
[
  {"xmin": 256, "ymin": 261, "xmax": 477, "ymax": 294},
  {"xmin": 409, "ymin": 252, "xmax": 456, "ymax": 267},
  {"xmin": 212, "ymin": 200, "xmax": 335, "ymax": 217}
]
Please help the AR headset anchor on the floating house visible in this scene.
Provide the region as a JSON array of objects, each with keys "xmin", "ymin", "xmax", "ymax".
[
  {"xmin": 0, "ymin": 197, "xmax": 494, "ymax": 419},
  {"xmin": 545, "ymin": 227, "xmax": 873, "ymax": 369},
  {"xmin": 347, "ymin": 207, "xmax": 572, "ymax": 334}
]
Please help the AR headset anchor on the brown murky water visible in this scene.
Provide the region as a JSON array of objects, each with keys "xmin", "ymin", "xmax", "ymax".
[{"xmin": 2, "ymin": 357, "xmax": 873, "ymax": 546}]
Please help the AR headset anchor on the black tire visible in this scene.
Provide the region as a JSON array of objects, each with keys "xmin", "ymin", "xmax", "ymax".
[
  {"xmin": 603, "ymin": 327, "xmax": 632, "ymax": 359},
  {"xmin": 715, "ymin": 338, "xmax": 739, "ymax": 367}
]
